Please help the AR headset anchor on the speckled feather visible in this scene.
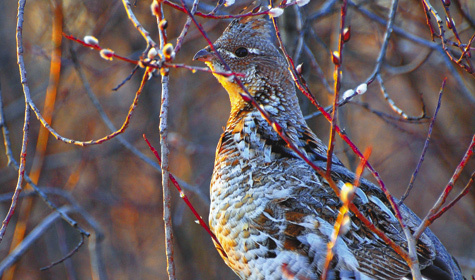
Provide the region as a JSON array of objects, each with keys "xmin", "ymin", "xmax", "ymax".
[{"xmin": 194, "ymin": 17, "xmax": 463, "ymax": 280}]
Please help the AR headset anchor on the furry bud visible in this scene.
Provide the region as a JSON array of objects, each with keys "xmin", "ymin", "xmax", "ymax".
[
  {"xmin": 296, "ymin": 0, "xmax": 310, "ymax": 7},
  {"xmin": 268, "ymin": 7, "xmax": 284, "ymax": 17},
  {"xmin": 224, "ymin": 0, "xmax": 235, "ymax": 6},
  {"xmin": 159, "ymin": 19, "xmax": 168, "ymax": 30},
  {"xmin": 355, "ymin": 83, "xmax": 367, "ymax": 95},
  {"xmin": 100, "ymin": 49, "xmax": 114, "ymax": 61},
  {"xmin": 84, "ymin": 35, "xmax": 99, "ymax": 47},
  {"xmin": 162, "ymin": 43, "xmax": 175, "ymax": 61},
  {"xmin": 343, "ymin": 26, "xmax": 351, "ymax": 42},
  {"xmin": 147, "ymin": 48, "xmax": 158, "ymax": 59},
  {"xmin": 332, "ymin": 51, "xmax": 340, "ymax": 65}
]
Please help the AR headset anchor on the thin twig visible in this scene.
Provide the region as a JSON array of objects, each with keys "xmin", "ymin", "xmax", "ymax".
[
  {"xmin": 338, "ymin": 100, "xmax": 429, "ymax": 124},
  {"xmin": 420, "ymin": 0, "xmax": 474, "ymax": 74},
  {"xmin": 292, "ymin": 5, "xmax": 305, "ymax": 64},
  {"xmin": 24, "ymin": 62, "xmax": 149, "ymax": 146},
  {"xmin": 0, "ymin": 103, "xmax": 30, "ymax": 242},
  {"xmin": 55, "ymin": 222, "xmax": 77, "ymax": 279},
  {"xmin": 0, "ymin": 0, "xmax": 31, "ymax": 242},
  {"xmin": 400, "ymin": 78, "xmax": 446, "ymax": 204},
  {"xmin": 364, "ymin": 0, "xmax": 426, "ymax": 122},
  {"xmin": 0, "ymin": 83, "xmax": 15, "ymax": 166},
  {"xmin": 155, "ymin": 1, "xmax": 176, "ymax": 279},
  {"xmin": 0, "ymin": 206, "xmax": 73, "ymax": 274},
  {"xmin": 326, "ymin": 0, "xmax": 347, "ymax": 176},
  {"xmin": 428, "ymin": 172, "xmax": 474, "ymax": 222},
  {"xmin": 122, "ymin": 0, "xmax": 157, "ymax": 49},
  {"xmin": 143, "ymin": 135, "xmax": 225, "ymax": 257},
  {"xmin": 377, "ymin": 74, "xmax": 426, "ymax": 120},
  {"xmin": 112, "ymin": 65, "xmax": 140, "ymax": 91},
  {"xmin": 0, "ymin": 86, "xmax": 90, "ymax": 239},
  {"xmin": 366, "ymin": 0, "xmax": 399, "ymax": 84},
  {"xmin": 6, "ymin": 3, "xmax": 64, "ymax": 278},
  {"xmin": 349, "ymin": 0, "xmax": 475, "ymax": 105},
  {"xmin": 174, "ymin": 0, "xmax": 201, "ymax": 54},
  {"xmin": 302, "ymin": 43, "xmax": 333, "ymax": 93},
  {"xmin": 70, "ymin": 47, "xmax": 210, "ymax": 205},
  {"xmin": 414, "ymin": 133, "xmax": 475, "ymax": 239},
  {"xmin": 40, "ymin": 234, "xmax": 85, "ymax": 271},
  {"xmin": 456, "ymin": 32, "xmax": 475, "ymax": 64}
]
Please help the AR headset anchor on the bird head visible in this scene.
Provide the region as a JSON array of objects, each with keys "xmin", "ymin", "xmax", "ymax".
[{"xmin": 194, "ymin": 17, "xmax": 294, "ymax": 113}]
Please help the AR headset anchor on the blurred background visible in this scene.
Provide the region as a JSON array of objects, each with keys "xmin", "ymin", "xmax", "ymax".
[{"xmin": 0, "ymin": 0, "xmax": 473, "ymax": 279}]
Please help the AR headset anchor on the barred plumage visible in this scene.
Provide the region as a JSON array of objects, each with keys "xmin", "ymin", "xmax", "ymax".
[{"xmin": 194, "ymin": 17, "xmax": 463, "ymax": 280}]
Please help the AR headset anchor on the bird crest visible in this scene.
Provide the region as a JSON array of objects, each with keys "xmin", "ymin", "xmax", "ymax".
[{"xmin": 224, "ymin": 16, "xmax": 273, "ymax": 43}]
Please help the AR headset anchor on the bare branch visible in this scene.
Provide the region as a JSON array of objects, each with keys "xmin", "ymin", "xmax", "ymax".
[
  {"xmin": 428, "ymin": 172, "xmax": 474, "ymax": 222},
  {"xmin": 400, "ymin": 78, "xmax": 446, "ymax": 203},
  {"xmin": 414, "ymin": 133, "xmax": 475, "ymax": 239},
  {"xmin": 40, "ymin": 234, "xmax": 85, "ymax": 271},
  {"xmin": 143, "ymin": 135, "xmax": 225, "ymax": 257},
  {"xmin": 0, "ymin": 84, "xmax": 90, "ymax": 239},
  {"xmin": 155, "ymin": 1, "xmax": 176, "ymax": 279},
  {"xmin": 122, "ymin": 0, "xmax": 157, "ymax": 49},
  {"xmin": 0, "ymin": 206, "xmax": 74, "ymax": 274},
  {"xmin": 0, "ymin": 0, "xmax": 31, "ymax": 242},
  {"xmin": 349, "ymin": 0, "xmax": 475, "ymax": 105}
]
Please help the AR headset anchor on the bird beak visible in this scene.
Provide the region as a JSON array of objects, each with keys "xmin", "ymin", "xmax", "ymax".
[{"xmin": 193, "ymin": 46, "xmax": 216, "ymax": 62}]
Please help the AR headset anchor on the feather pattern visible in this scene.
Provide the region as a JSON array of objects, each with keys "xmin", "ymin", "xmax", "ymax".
[{"xmin": 194, "ymin": 17, "xmax": 464, "ymax": 280}]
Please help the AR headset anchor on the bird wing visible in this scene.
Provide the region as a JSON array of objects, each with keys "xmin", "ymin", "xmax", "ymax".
[{"xmin": 247, "ymin": 158, "xmax": 436, "ymax": 280}]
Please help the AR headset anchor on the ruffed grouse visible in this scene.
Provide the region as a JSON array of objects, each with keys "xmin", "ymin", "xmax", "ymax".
[{"xmin": 194, "ymin": 17, "xmax": 464, "ymax": 280}]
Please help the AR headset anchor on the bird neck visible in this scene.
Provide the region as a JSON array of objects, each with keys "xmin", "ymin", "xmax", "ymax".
[
  {"xmin": 225, "ymin": 96, "xmax": 304, "ymax": 150},
  {"xmin": 227, "ymin": 88, "xmax": 306, "ymax": 132}
]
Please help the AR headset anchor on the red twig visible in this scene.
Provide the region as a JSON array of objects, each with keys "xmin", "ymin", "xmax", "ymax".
[
  {"xmin": 326, "ymin": 0, "xmax": 347, "ymax": 176},
  {"xmin": 25, "ymin": 32, "xmax": 244, "ymax": 148},
  {"xmin": 64, "ymin": 33, "xmax": 244, "ymax": 78},
  {"xmin": 63, "ymin": 33, "xmax": 137, "ymax": 64},
  {"xmin": 414, "ymin": 133, "xmax": 475, "ymax": 239},
  {"xmin": 428, "ymin": 172, "xmax": 474, "ymax": 222},
  {"xmin": 143, "ymin": 135, "xmax": 227, "ymax": 258},
  {"xmin": 269, "ymin": 5, "xmax": 408, "ymax": 243},
  {"xmin": 354, "ymin": 148, "xmax": 372, "ymax": 188}
]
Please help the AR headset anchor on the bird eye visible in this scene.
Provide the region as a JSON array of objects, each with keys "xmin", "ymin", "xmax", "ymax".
[{"xmin": 234, "ymin": 47, "xmax": 249, "ymax": 57}]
